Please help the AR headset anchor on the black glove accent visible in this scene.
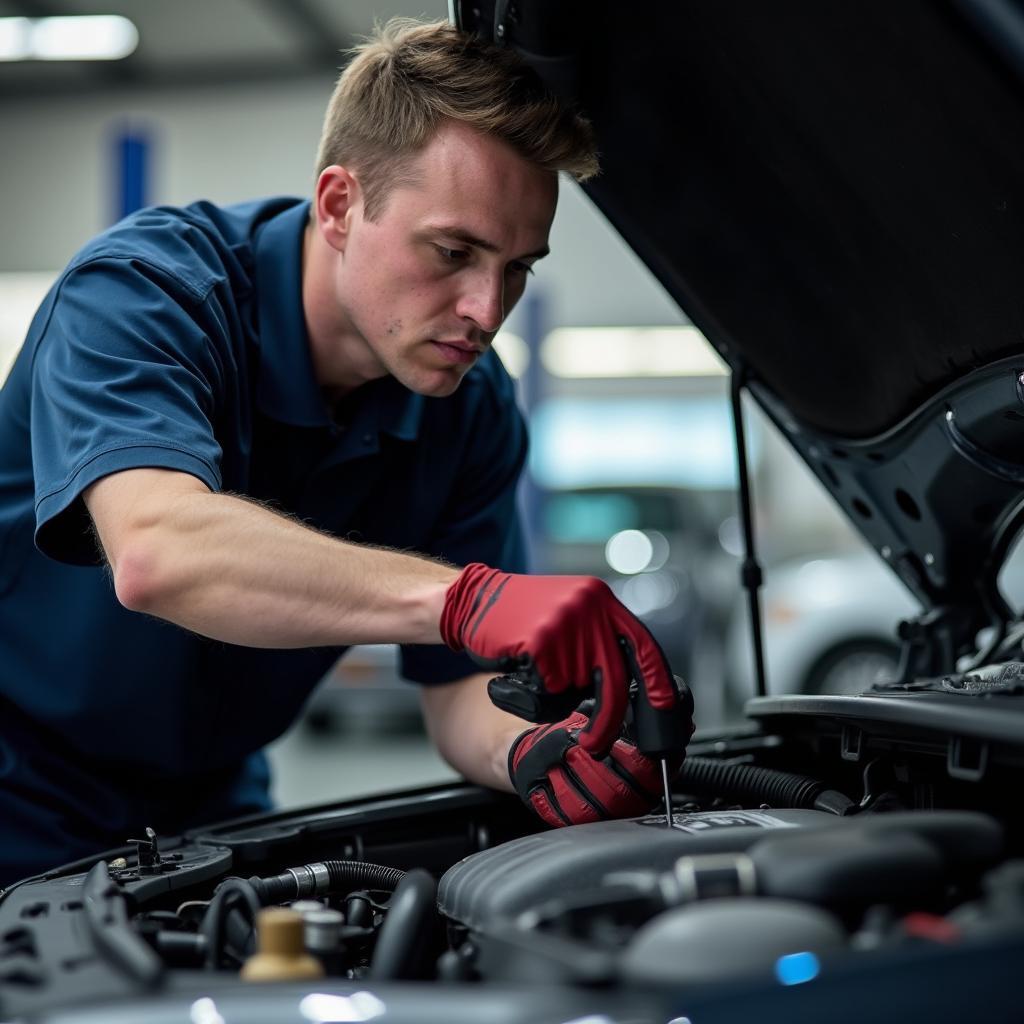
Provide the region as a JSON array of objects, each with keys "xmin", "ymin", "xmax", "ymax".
[
  {"xmin": 506, "ymin": 725, "xmax": 574, "ymax": 804},
  {"xmin": 487, "ymin": 674, "xmax": 584, "ymax": 723}
]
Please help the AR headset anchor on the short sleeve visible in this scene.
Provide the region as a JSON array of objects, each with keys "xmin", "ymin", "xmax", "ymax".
[
  {"xmin": 400, "ymin": 376, "xmax": 529, "ymax": 685},
  {"xmin": 30, "ymin": 257, "xmax": 227, "ymax": 565}
]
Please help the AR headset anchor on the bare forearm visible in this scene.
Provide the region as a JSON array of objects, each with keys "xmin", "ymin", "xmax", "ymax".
[
  {"xmin": 421, "ymin": 673, "xmax": 526, "ymax": 793},
  {"xmin": 87, "ymin": 470, "xmax": 458, "ymax": 648}
]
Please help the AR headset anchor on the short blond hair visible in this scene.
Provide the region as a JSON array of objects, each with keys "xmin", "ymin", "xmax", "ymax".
[{"xmin": 314, "ymin": 18, "xmax": 599, "ymax": 220}]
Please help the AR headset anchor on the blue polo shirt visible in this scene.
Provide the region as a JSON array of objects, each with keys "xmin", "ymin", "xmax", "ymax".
[{"xmin": 0, "ymin": 196, "xmax": 527, "ymax": 883}]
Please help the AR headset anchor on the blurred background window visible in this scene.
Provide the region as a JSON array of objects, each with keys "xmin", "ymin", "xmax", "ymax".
[{"xmin": 530, "ymin": 396, "xmax": 739, "ymax": 490}]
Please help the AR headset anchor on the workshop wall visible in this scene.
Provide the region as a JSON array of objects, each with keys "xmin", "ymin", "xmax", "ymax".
[{"xmin": 0, "ymin": 82, "xmax": 683, "ymax": 331}]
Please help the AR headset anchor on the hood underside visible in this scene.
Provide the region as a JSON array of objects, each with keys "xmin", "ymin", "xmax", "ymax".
[
  {"xmin": 526, "ymin": 0, "xmax": 1024, "ymax": 439},
  {"xmin": 458, "ymin": 0, "xmax": 1024, "ymax": 636}
]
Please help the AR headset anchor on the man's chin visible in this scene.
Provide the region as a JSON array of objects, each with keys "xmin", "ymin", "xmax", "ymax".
[{"xmin": 396, "ymin": 364, "xmax": 468, "ymax": 398}]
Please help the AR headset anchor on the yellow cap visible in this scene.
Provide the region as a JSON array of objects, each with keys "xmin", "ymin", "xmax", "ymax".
[{"xmin": 240, "ymin": 908, "xmax": 325, "ymax": 981}]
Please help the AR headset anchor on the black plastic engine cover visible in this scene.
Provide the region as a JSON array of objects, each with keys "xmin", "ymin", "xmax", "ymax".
[{"xmin": 439, "ymin": 809, "xmax": 839, "ymax": 929}]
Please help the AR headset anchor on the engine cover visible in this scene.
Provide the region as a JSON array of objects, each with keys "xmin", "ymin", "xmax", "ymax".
[{"xmin": 439, "ymin": 808, "xmax": 839, "ymax": 928}]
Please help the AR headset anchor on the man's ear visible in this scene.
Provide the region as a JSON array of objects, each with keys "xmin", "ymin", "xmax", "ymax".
[{"xmin": 314, "ymin": 165, "xmax": 361, "ymax": 253}]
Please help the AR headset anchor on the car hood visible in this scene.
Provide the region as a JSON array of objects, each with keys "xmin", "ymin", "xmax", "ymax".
[{"xmin": 457, "ymin": 0, "xmax": 1024, "ymax": 643}]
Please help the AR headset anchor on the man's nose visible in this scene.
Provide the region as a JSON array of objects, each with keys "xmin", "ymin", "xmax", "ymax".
[{"xmin": 457, "ymin": 271, "xmax": 505, "ymax": 333}]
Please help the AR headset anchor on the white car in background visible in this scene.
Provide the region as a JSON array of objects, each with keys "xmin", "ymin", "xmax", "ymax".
[{"xmin": 727, "ymin": 549, "xmax": 1024, "ymax": 702}]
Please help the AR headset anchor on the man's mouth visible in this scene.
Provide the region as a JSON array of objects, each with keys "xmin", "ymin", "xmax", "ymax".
[{"xmin": 430, "ymin": 340, "xmax": 481, "ymax": 365}]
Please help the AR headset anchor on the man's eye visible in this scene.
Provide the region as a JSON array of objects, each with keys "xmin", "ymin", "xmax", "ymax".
[
  {"xmin": 435, "ymin": 246, "xmax": 467, "ymax": 263},
  {"xmin": 508, "ymin": 261, "xmax": 535, "ymax": 277}
]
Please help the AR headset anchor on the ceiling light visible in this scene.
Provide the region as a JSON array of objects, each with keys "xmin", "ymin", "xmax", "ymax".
[
  {"xmin": 0, "ymin": 18, "xmax": 29, "ymax": 60},
  {"xmin": 0, "ymin": 16, "xmax": 138, "ymax": 62},
  {"xmin": 540, "ymin": 325, "xmax": 726, "ymax": 379}
]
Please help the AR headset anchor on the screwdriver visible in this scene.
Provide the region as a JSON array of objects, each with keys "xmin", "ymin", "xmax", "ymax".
[
  {"xmin": 621, "ymin": 645, "xmax": 692, "ymax": 830},
  {"xmin": 659, "ymin": 757, "xmax": 674, "ymax": 829}
]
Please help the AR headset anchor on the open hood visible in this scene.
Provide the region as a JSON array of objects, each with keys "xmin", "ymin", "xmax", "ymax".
[{"xmin": 456, "ymin": 0, "xmax": 1024, "ymax": 665}]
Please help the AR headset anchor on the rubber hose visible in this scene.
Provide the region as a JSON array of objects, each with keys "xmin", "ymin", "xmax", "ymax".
[
  {"xmin": 250, "ymin": 860, "xmax": 407, "ymax": 905},
  {"xmin": 201, "ymin": 877, "xmax": 262, "ymax": 968},
  {"xmin": 680, "ymin": 756, "xmax": 854, "ymax": 815},
  {"xmin": 325, "ymin": 860, "xmax": 406, "ymax": 893},
  {"xmin": 368, "ymin": 869, "xmax": 438, "ymax": 981}
]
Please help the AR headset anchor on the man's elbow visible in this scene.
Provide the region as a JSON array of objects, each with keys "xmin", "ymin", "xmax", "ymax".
[
  {"xmin": 85, "ymin": 468, "xmax": 212, "ymax": 613},
  {"xmin": 111, "ymin": 541, "xmax": 167, "ymax": 613}
]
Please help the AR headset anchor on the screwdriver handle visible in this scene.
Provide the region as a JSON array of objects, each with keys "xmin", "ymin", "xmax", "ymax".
[
  {"xmin": 629, "ymin": 674, "xmax": 694, "ymax": 757},
  {"xmin": 618, "ymin": 633, "xmax": 694, "ymax": 757}
]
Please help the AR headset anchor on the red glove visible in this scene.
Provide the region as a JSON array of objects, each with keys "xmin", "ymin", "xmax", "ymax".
[
  {"xmin": 508, "ymin": 711, "xmax": 682, "ymax": 827},
  {"xmin": 440, "ymin": 563, "xmax": 693, "ymax": 756}
]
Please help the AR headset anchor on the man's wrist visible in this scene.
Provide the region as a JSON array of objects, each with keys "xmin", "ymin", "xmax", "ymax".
[{"xmin": 403, "ymin": 567, "xmax": 460, "ymax": 644}]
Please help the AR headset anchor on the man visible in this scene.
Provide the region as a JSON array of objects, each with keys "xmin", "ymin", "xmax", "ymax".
[{"xmin": 0, "ymin": 19, "xmax": 693, "ymax": 886}]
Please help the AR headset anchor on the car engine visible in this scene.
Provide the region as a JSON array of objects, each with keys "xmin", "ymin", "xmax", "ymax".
[{"xmin": 4, "ymin": 686, "xmax": 1024, "ymax": 1022}]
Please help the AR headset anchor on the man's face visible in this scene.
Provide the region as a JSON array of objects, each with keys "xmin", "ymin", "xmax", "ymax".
[{"xmin": 322, "ymin": 121, "xmax": 558, "ymax": 397}]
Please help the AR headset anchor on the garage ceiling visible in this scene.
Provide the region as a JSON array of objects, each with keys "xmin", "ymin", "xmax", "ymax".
[{"xmin": 0, "ymin": 0, "xmax": 448, "ymax": 99}]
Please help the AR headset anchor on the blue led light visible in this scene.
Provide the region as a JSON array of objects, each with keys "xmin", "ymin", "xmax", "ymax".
[{"xmin": 774, "ymin": 951, "xmax": 820, "ymax": 986}]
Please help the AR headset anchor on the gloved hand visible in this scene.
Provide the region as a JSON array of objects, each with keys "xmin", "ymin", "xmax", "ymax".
[
  {"xmin": 440, "ymin": 563, "xmax": 693, "ymax": 756},
  {"xmin": 508, "ymin": 709, "xmax": 684, "ymax": 827}
]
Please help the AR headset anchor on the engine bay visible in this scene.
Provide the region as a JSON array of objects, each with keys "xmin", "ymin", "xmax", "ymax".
[{"xmin": 4, "ymin": 689, "xmax": 1024, "ymax": 1022}]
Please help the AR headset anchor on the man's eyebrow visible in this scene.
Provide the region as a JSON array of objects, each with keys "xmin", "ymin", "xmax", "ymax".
[{"xmin": 427, "ymin": 225, "xmax": 550, "ymax": 261}]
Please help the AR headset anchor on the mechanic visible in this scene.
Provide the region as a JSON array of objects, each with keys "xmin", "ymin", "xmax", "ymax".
[{"xmin": 0, "ymin": 19, "xmax": 694, "ymax": 887}]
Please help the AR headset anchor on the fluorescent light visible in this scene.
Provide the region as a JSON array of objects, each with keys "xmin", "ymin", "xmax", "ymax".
[
  {"xmin": 0, "ymin": 16, "xmax": 138, "ymax": 61},
  {"xmin": 529, "ymin": 396, "xmax": 742, "ymax": 489},
  {"xmin": 32, "ymin": 16, "xmax": 138, "ymax": 60},
  {"xmin": 491, "ymin": 331, "xmax": 529, "ymax": 378},
  {"xmin": 0, "ymin": 18, "xmax": 29, "ymax": 60},
  {"xmin": 541, "ymin": 325, "xmax": 726, "ymax": 379}
]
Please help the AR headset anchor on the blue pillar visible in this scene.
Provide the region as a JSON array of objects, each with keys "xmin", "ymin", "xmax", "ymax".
[
  {"xmin": 519, "ymin": 289, "xmax": 550, "ymax": 569},
  {"xmin": 112, "ymin": 128, "xmax": 151, "ymax": 222}
]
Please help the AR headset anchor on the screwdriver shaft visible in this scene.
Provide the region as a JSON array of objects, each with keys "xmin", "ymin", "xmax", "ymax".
[{"xmin": 660, "ymin": 758, "xmax": 673, "ymax": 829}]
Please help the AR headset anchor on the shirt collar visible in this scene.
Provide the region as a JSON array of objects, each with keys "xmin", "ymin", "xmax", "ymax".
[
  {"xmin": 254, "ymin": 199, "xmax": 331, "ymax": 428},
  {"xmin": 253, "ymin": 199, "xmax": 424, "ymax": 441},
  {"xmin": 371, "ymin": 376, "xmax": 425, "ymax": 441}
]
